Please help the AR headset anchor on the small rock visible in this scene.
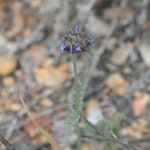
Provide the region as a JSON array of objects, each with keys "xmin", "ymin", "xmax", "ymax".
[
  {"xmin": 107, "ymin": 37, "xmax": 117, "ymax": 49},
  {"xmin": 0, "ymin": 56, "xmax": 17, "ymax": 76},
  {"xmin": 81, "ymin": 144, "xmax": 90, "ymax": 150},
  {"xmin": 0, "ymin": 35, "xmax": 7, "ymax": 51},
  {"xmin": 86, "ymin": 16, "xmax": 108, "ymax": 36},
  {"xmin": 2, "ymin": 76, "xmax": 15, "ymax": 86},
  {"xmin": 106, "ymin": 73, "xmax": 128, "ymax": 96},
  {"xmin": 121, "ymin": 119, "xmax": 150, "ymax": 137},
  {"xmin": 0, "ymin": 141, "xmax": 6, "ymax": 150},
  {"xmin": 102, "ymin": 104, "xmax": 117, "ymax": 119},
  {"xmin": 31, "ymin": 0, "xmax": 42, "ymax": 8},
  {"xmin": 133, "ymin": 91, "xmax": 143, "ymax": 99},
  {"xmin": 85, "ymin": 99, "xmax": 104, "ymax": 125},
  {"xmin": 11, "ymin": 1, "xmax": 23, "ymax": 14},
  {"xmin": 119, "ymin": 7, "xmax": 134, "ymax": 26},
  {"xmin": 34, "ymin": 62, "xmax": 69, "ymax": 87},
  {"xmin": 10, "ymin": 101, "xmax": 21, "ymax": 112},
  {"xmin": 139, "ymin": 43, "xmax": 150, "ymax": 67},
  {"xmin": 39, "ymin": 98, "xmax": 54, "ymax": 108},
  {"xmin": 6, "ymin": 15, "xmax": 24, "ymax": 38},
  {"xmin": 104, "ymin": 6, "xmax": 119, "ymax": 20},
  {"xmin": 111, "ymin": 49, "xmax": 129, "ymax": 65},
  {"xmin": 64, "ymin": 147, "xmax": 72, "ymax": 150},
  {"xmin": 123, "ymin": 66, "xmax": 131, "ymax": 74},
  {"xmin": 14, "ymin": 137, "xmax": 34, "ymax": 150},
  {"xmin": 133, "ymin": 93, "xmax": 150, "ymax": 117}
]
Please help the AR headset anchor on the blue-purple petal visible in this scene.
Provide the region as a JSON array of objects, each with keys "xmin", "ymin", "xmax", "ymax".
[
  {"xmin": 75, "ymin": 43, "xmax": 82, "ymax": 52},
  {"xmin": 88, "ymin": 39, "xmax": 96, "ymax": 46},
  {"xmin": 60, "ymin": 43, "xmax": 68, "ymax": 53},
  {"xmin": 74, "ymin": 23, "xmax": 81, "ymax": 33}
]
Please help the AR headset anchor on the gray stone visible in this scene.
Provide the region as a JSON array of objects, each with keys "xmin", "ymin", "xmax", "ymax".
[{"xmin": 139, "ymin": 43, "xmax": 150, "ymax": 67}]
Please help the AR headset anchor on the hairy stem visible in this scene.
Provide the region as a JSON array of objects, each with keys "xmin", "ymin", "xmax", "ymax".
[{"xmin": 72, "ymin": 54, "xmax": 82, "ymax": 150}]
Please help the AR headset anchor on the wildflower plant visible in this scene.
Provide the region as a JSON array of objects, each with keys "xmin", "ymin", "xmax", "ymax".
[
  {"xmin": 60, "ymin": 23, "xmax": 96, "ymax": 54},
  {"xmin": 60, "ymin": 23, "xmax": 96, "ymax": 150}
]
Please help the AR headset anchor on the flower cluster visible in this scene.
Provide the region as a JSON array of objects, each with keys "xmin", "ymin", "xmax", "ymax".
[{"xmin": 60, "ymin": 24, "xmax": 96, "ymax": 54}]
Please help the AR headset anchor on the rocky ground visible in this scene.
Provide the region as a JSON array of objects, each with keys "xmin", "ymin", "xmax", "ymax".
[{"xmin": 0, "ymin": 0, "xmax": 150, "ymax": 150}]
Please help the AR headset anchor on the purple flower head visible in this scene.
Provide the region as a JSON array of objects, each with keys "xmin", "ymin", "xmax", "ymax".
[{"xmin": 60, "ymin": 23, "xmax": 96, "ymax": 54}]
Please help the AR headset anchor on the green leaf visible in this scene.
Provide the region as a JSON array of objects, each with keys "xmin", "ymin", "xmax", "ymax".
[
  {"xmin": 67, "ymin": 79, "xmax": 84, "ymax": 128},
  {"xmin": 75, "ymin": 80, "xmax": 84, "ymax": 110},
  {"xmin": 66, "ymin": 112, "xmax": 80, "ymax": 128}
]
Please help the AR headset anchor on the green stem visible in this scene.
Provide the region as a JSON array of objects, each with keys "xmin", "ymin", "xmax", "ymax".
[{"xmin": 72, "ymin": 54, "xmax": 82, "ymax": 150}]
